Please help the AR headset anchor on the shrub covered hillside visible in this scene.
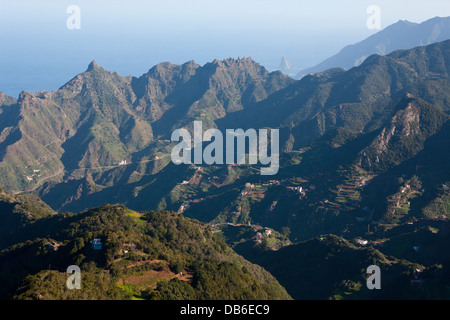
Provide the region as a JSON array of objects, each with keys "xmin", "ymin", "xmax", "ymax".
[{"xmin": 0, "ymin": 196, "xmax": 290, "ymax": 300}]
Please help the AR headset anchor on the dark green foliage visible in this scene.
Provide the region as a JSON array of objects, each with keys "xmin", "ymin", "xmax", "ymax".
[
  {"xmin": 237, "ymin": 234, "xmax": 431, "ymax": 300},
  {"xmin": 13, "ymin": 269, "xmax": 131, "ymax": 300},
  {"xmin": 152, "ymin": 278, "xmax": 197, "ymax": 300},
  {"xmin": 0, "ymin": 193, "xmax": 290, "ymax": 300}
]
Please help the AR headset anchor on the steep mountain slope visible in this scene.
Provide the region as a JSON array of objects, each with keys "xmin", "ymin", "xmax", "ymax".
[
  {"xmin": 295, "ymin": 16, "xmax": 450, "ymax": 78},
  {"xmin": 359, "ymin": 119, "xmax": 450, "ymax": 224},
  {"xmin": 0, "ymin": 58, "xmax": 293, "ymax": 192},
  {"xmin": 0, "ymin": 187, "xmax": 56, "ymax": 248},
  {"xmin": 0, "ymin": 92, "xmax": 16, "ymax": 107},
  {"xmin": 219, "ymin": 40, "xmax": 450, "ymax": 150},
  {"xmin": 358, "ymin": 94, "xmax": 449, "ymax": 172}
]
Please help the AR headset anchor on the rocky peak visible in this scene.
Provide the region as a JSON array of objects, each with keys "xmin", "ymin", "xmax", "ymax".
[
  {"xmin": 17, "ymin": 91, "xmax": 35, "ymax": 104},
  {"xmin": 211, "ymin": 57, "xmax": 259, "ymax": 68},
  {"xmin": 279, "ymin": 57, "xmax": 292, "ymax": 71},
  {"xmin": 86, "ymin": 60, "xmax": 103, "ymax": 72},
  {"xmin": 0, "ymin": 92, "xmax": 16, "ymax": 105},
  {"xmin": 148, "ymin": 62, "xmax": 176, "ymax": 73}
]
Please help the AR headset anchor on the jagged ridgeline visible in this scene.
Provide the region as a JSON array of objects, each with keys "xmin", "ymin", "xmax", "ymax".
[
  {"xmin": 0, "ymin": 188, "xmax": 290, "ymax": 300},
  {"xmin": 0, "ymin": 57, "xmax": 293, "ymax": 208}
]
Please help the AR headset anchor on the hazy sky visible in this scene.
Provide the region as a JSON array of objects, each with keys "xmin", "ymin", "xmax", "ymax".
[{"xmin": 0, "ymin": 0, "xmax": 449, "ymax": 96}]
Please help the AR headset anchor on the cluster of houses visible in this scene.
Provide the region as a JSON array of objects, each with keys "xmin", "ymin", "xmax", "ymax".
[
  {"xmin": 245, "ymin": 179, "xmax": 311, "ymax": 197},
  {"xmin": 254, "ymin": 228, "xmax": 273, "ymax": 243},
  {"xmin": 26, "ymin": 169, "xmax": 42, "ymax": 182},
  {"xmin": 286, "ymin": 186, "xmax": 303, "ymax": 194},
  {"xmin": 351, "ymin": 238, "xmax": 388, "ymax": 248},
  {"xmin": 45, "ymin": 238, "xmax": 104, "ymax": 252}
]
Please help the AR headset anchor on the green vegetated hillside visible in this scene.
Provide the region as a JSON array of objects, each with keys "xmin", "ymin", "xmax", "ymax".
[
  {"xmin": 0, "ymin": 189, "xmax": 290, "ymax": 300},
  {"xmin": 0, "ymin": 187, "xmax": 56, "ymax": 244}
]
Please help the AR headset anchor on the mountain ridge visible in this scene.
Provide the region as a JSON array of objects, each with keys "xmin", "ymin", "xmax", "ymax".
[
  {"xmin": 0, "ymin": 57, "xmax": 293, "ymax": 191},
  {"xmin": 295, "ymin": 16, "xmax": 450, "ymax": 79}
]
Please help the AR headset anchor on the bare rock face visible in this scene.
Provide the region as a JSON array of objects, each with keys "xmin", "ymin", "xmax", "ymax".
[
  {"xmin": 371, "ymin": 101, "xmax": 421, "ymax": 153},
  {"xmin": 358, "ymin": 94, "xmax": 449, "ymax": 171}
]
